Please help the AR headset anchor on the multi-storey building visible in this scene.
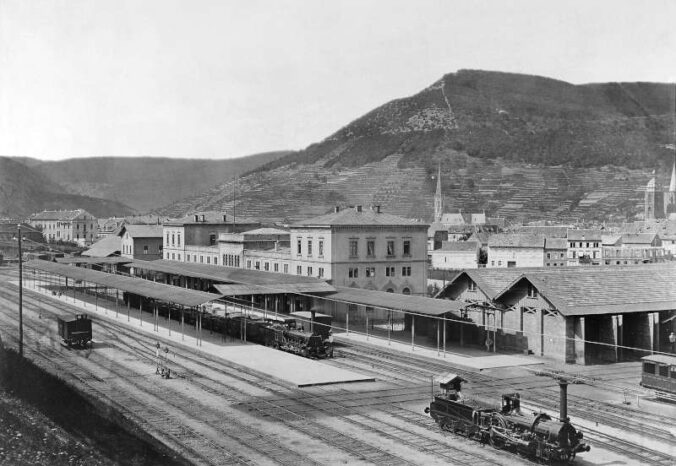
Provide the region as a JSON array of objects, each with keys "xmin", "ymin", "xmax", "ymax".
[
  {"xmin": 289, "ymin": 205, "xmax": 428, "ymax": 294},
  {"xmin": 120, "ymin": 225, "xmax": 164, "ymax": 261},
  {"xmin": 219, "ymin": 227, "xmax": 290, "ymax": 271},
  {"xmin": 29, "ymin": 209, "xmax": 98, "ymax": 246},
  {"xmin": 543, "ymin": 237, "xmax": 567, "ymax": 267},
  {"xmin": 162, "ymin": 212, "xmax": 259, "ymax": 264},
  {"xmin": 566, "ymin": 229, "xmax": 602, "ymax": 265},
  {"xmin": 430, "ymin": 241, "xmax": 480, "ymax": 270}
]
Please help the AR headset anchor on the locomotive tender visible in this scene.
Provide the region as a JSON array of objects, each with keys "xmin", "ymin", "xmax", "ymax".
[
  {"xmin": 425, "ymin": 374, "xmax": 590, "ymax": 463},
  {"xmin": 57, "ymin": 314, "xmax": 92, "ymax": 348}
]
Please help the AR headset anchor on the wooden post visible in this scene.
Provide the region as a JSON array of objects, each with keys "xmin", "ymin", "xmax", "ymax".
[
  {"xmin": 115, "ymin": 290, "xmax": 119, "ymax": 318},
  {"xmin": 139, "ymin": 298, "xmax": 142, "ymax": 326},
  {"xmin": 181, "ymin": 306, "xmax": 185, "ymax": 341},
  {"xmin": 411, "ymin": 314, "xmax": 415, "ymax": 351}
]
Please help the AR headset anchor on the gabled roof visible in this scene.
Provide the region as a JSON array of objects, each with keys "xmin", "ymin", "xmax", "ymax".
[
  {"xmin": 447, "ymin": 268, "xmax": 527, "ymax": 300},
  {"xmin": 567, "ymin": 229, "xmax": 603, "ymax": 241},
  {"xmin": 433, "ymin": 241, "xmax": 479, "ymax": 252},
  {"xmin": 514, "ymin": 226, "xmax": 569, "ymax": 237},
  {"xmin": 544, "ymin": 237, "xmax": 567, "ymax": 249},
  {"xmin": 620, "ymin": 233, "xmax": 658, "ymax": 244},
  {"xmin": 327, "ymin": 286, "xmax": 464, "ymax": 316},
  {"xmin": 30, "ymin": 209, "xmax": 92, "ymax": 221},
  {"xmin": 166, "ymin": 211, "xmax": 259, "ymax": 226},
  {"xmin": 292, "ymin": 208, "xmax": 424, "ymax": 228},
  {"xmin": 123, "ymin": 224, "xmax": 163, "ymax": 238},
  {"xmin": 488, "ymin": 234, "xmax": 545, "ymax": 248},
  {"xmin": 82, "ymin": 235, "xmax": 121, "ymax": 257},
  {"xmin": 440, "ymin": 213, "xmax": 465, "ymax": 226},
  {"xmin": 0, "ymin": 223, "xmax": 41, "ymax": 234},
  {"xmin": 491, "ymin": 263, "xmax": 676, "ymax": 317}
]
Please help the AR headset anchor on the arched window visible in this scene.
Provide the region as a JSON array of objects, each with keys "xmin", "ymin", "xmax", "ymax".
[
  {"xmin": 386, "ymin": 288, "xmax": 395, "ymax": 293},
  {"xmin": 402, "ymin": 287, "xmax": 411, "ymax": 295}
]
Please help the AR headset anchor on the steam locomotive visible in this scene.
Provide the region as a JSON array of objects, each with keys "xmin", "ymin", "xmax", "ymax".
[{"xmin": 425, "ymin": 374, "xmax": 590, "ymax": 463}]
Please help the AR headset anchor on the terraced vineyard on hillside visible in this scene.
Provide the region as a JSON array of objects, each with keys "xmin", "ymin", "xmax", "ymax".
[{"xmin": 158, "ymin": 154, "xmax": 655, "ymax": 224}]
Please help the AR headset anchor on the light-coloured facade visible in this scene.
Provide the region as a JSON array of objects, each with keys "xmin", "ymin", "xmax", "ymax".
[
  {"xmin": 290, "ymin": 206, "xmax": 429, "ymax": 295},
  {"xmin": 487, "ymin": 234, "xmax": 545, "ymax": 268},
  {"xmin": 566, "ymin": 229, "xmax": 602, "ymax": 266},
  {"xmin": 29, "ymin": 209, "xmax": 98, "ymax": 246},
  {"xmin": 430, "ymin": 241, "xmax": 479, "ymax": 270},
  {"xmin": 162, "ymin": 212, "xmax": 259, "ymax": 263}
]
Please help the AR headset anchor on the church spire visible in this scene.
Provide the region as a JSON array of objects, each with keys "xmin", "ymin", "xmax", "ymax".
[{"xmin": 434, "ymin": 163, "xmax": 443, "ymax": 223}]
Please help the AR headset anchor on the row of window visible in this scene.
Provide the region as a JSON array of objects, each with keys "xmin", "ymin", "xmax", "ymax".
[
  {"xmin": 296, "ymin": 238, "xmax": 324, "ymax": 257},
  {"xmin": 166, "ymin": 233, "xmax": 182, "ymax": 247},
  {"xmin": 571, "ymin": 251, "xmax": 599, "ymax": 259},
  {"xmin": 40, "ymin": 222, "xmax": 94, "ymax": 230},
  {"xmin": 123, "ymin": 244, "xmax": 157, "ymax": 255},
  {"xmin": 223, "ymin": 254, "xmax": 240, "ymax": 268},
  {"xmin": 246, "ymin": 260, "xmax": 289, "ymax": 274},
  {"xmin": 46, "ymin": 233, "xmax": 92, "ymax": 241},
  {"xmin": 568, "ymin": 241, "xmax": 600, "ymax": 248},
  {"xmin": 347, "ymin": 266, "xmax": 412, "ymax": 279},
  {"xmin": 348, "ymin": 238, "xmax": 411, "ymax": 258}
]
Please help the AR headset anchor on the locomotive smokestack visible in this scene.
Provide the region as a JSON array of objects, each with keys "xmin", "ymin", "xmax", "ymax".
[
  {"xmin": 310, "ymin": 310, "xmax": 316, "ymax": 333},
  {"xmin": 559, "ymin": 381, "xmax": 568, "ymax": 421}
]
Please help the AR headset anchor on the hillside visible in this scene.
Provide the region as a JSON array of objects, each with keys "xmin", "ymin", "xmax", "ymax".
[
  {"xmin": 158, "ymin": 70, "xmax": 675, "ymax": 223},
  {"xmin": 0, "ymin": 157, "xmax": 135, "ymax": 219},
  {"xmin": 33, "ymin": 151, "xmax": 291, "ymax": 212}
]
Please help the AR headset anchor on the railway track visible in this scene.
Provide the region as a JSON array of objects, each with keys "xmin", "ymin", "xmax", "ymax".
[{"xmin": 1, "ymin": 276, "xmax": 673, "ymax": 465}]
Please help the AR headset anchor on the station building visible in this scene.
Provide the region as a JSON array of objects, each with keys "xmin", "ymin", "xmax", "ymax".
[{"xmin": 436, "ymin": 263, "xmax": 676, "ymax": 364}]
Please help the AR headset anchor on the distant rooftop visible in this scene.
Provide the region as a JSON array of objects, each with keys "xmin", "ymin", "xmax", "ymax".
[
  {"xmin": 30, "ymin": 209, "xmax": 92, "ymax": 221},
  {"xmin": 567, "ymin": 229, "xmax": 603, "ymax": 241},
  {"xmin": 488, "ymin": 233, "xmax": 545, "ymax": 248},
  {"xmin": 434, "ymin": 240, "xmax": 479, "ymax": 252},
  {"xmin": 292, "ymin": 206, "xmax": 425, "ymax": 228},
  {"xmin": 123, "ymin": 224, "xmax": 163, "ymax": 238},
  {"xmin": 167, "ymin": 211, "xmax": 259, "ymax": 226}
]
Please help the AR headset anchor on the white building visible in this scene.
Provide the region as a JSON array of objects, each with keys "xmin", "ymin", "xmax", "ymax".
[
  {"xmin": 430, "ymin": 240, "xmax": 479, "ymax": 270},
  {"xmin": 29, "ymin": 209, "xmax": 98, "ymax": 246},
  {"xmin": 487, "ymin": 234, "xmax": 545, "ymax": 268}
]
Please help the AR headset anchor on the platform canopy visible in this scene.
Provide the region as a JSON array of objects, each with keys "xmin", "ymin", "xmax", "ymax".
[
  {"xmin": 126, "ymin": 259, "xmax": 335, "ymax": 294},
  {"xmin": 326, "ymin": 286, "xmax": 466, "ymax": 317},
  {"xmin": 56, "ymin": 256, "xmax": 131, "ymax": 265},
  {"xmin": 25, "ymin": 260, "xmax": 220, "ymax": 307}
]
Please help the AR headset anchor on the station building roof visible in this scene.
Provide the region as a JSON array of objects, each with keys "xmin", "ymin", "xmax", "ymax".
[
  {"xmin": 25, "ymin": 260, "xmax": 220, "ymax": 307},
  {"xmin": 325, "ymin": 286, "xmax": 465, "ymax": 317},
  {"xmin": 81, "ymin": 236, "xmax": 122, "ymax": 257},
  {"xmin": 125, "ymin": 259, "xmax": 336, "ymax": 294},
  {"xmin": 57, "ymin": 256, "xmax": 130, "ymax": 265}
]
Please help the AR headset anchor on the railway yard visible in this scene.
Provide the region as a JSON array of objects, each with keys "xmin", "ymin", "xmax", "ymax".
[{"xmin": 0, "ymin": 266, "xmax": 675, "ymax": 465}]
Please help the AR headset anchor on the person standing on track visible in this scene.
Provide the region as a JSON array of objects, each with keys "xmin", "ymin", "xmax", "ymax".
[{"xmin": 669, "ymin": 331, "xmax": 675, "ymax": 353}]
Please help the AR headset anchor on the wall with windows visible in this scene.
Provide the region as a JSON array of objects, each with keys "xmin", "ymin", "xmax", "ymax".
[
  {"xmin": 567, "ymin": 239, "xmax": 602, "ymax": 266},
  {"xmin": 121, "ymin": 233, "xmax": 163, "ymax": 261},
  {"xmin": 487, "ymin": 247, "xmax": 544, "ymax": 268}
]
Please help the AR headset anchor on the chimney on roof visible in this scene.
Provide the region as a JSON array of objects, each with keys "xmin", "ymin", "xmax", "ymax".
[
  {"xmin": 356, "ymin": 205, "xmax": 362, "ymax": 212},
  {"xmin": 334, "ymin": 206, "xmax": 340, "ymax": 213}
]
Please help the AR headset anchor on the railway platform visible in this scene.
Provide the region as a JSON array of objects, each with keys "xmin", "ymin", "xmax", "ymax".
[
  {"xmin": 14, "ymin": 278, "xmax": 375, "ymax": 388},
  {"xmin": 334, "ymin": 331, "xmax": 544, "ymax": 370}
]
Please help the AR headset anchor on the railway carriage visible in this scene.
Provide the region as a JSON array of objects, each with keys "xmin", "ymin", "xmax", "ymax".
[
  {"xmin": 640, "ymin": 354, "xmax": 676, "ymax": 397},
  {"xmin": 57, "ymin": 314, "xmax": 92, "ymax": 348}
]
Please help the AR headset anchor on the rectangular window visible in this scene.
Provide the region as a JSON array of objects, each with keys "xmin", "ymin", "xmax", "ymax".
[
  {"xmin": 186, "ymin": 255, "xmax": 190, "ymax": 262},
  {"xmin": 247, "ymin": 260, "xmax": 252, "ymax": 269},
  {"xmin": 365, "ymin": 267, "xmax": 375, "ymax": 277},
  {"xmin": 255, "ymin": 261, "xmax": 260, "ymax": 270},
  {"xmin": 235, "ymin": 256, "xmax": 240, "ymax": 267},
  {"xmin": 264, "ymin": 262, "xmax": 270, "ymax": 271},
  {"xmin": 402, "ymin": 266, "xmax": 411, "ymax": 276},
  {"xmin": 200, "ymin": 256, "xmax": 204, "ymax": 263},
  {"xmin": 318, "ymin": 240, "xmax": 324, "ymax": 257},
  {"xmin": 349, "ymin": 239, "xmax": 358, "ymax": 257},
  {"xmin": 366, "ymin": 240, "xmax": 375, "ymax": 257},
  {"xmin": 307, "ymin": 239, "xmax": 313, "ymax": 256},
  {"xmin": 658, "ymin": 364, "xmax": 669, "ymax": 377},
  {"xmin": 385, "ymin": 266, "xmax": 395, "ymax": 277},
  {"xmin": 171, "ymin": 234, "xmax": 175, "ymax": 245},
  {"xmin": 177, "ymin": 234, "xmax": 181, "ymax": 246},
  {"xmin": 171, "ymin": 253, "xmax": 175, "ymax": 260},
  {"xmin": 318, "ymin": 267, "xmax": 324, "ymax": 278},
  {"xmin": 386, "ymin": 240, "xmax": 395, "ymax": 257},
  {"xmin": 307, "ymin": 266, "xmax": 313, "ymax": 276},
  {"xmin": 177, "ymin": 254, "xmax": 181, "ymax": 261},
  {"xmin": 507, "ymin": 261, "xmax": 516, "ymax": 268},
  {"xmin": 210, "ymin": 234, "xmax": 216, "ymax": 246},
  {"xmin": 468, "ymin": 280, "xmax": 476, "ymax": 291},
  {"xmin": 348, "ymin": 267, "xmax": 359, "ymax": 278},
  {"xmin": 283, "ymin": 264, "xmax": 288, "ymax": 274},
  {"xmin": 143, "ymin": 245, "xmax": 148, "ymax": 254},
  {"xmin": 297, "ymin": 238, "xmax": 302, "ymax": 255},
  {"xmin": 527, "ymin": 284, "xmax": 538, "ymax": 298},
  {"xmin": 193, "ymin": 254, "xmax": 197, "ymax": 262},
  {"xmin": 403, "ymin": 240, "xmax": 411, "ymax": 256},
  {"xmin": 643, "ymin": 362, "xmax": 656, "ymax": 374},
  {"xmin": 213, "ymin": 256, "xmax": 217, "ymax": 265},
  {"xmin": 546, "ymin": 252, "xmax": 551, "ymax": 259},
  {"xmin": 274, "ymin": 263, "xmax": 279, "ymax": 272},
  {"xmin": 296, "ymin": 265, "xmax": 302, "ymax": 275}
]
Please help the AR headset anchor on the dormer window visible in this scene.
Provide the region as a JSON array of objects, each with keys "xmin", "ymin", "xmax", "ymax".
[{"xmin": 468, "ymin": 280, "xmax": 476, "ymax": 292}]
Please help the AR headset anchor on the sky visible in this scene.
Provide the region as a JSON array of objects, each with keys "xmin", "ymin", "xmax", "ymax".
[{"xmin": 1, "ymin": 0, "xmax": 675, "ymax": 161}]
